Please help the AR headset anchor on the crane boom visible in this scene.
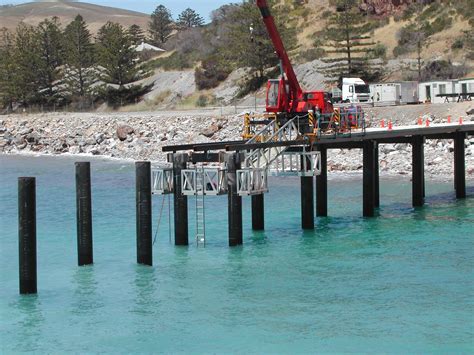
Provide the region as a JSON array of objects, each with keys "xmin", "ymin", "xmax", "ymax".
[{"xmin": 256, "ymin": 0, "xmax": 302, "ymax": 102}]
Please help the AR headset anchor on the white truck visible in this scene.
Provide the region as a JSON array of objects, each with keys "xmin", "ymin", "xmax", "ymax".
[{"xmin": 342, "ymin": 77, "xmax": 371, "ymax": 103}]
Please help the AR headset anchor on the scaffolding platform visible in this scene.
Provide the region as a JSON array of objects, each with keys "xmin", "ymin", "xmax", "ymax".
[
  {"xmin": 152, "ymin": 168, "xmax": 173, "ymax": 194},
  {"xmin": 236, "ymin": 168, "xmax": 268, "ymax": 196},
  {"xmin": 181, "ymin": 167, "xmax": 228, "ymax": 196}
]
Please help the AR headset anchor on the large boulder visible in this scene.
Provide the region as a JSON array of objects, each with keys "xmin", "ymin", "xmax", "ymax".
[
  {"xmin": 200, "ymin": 123, "xmax": 220, "ymax": 138},
  {"xmin": 26, "ymin": 132, "xmax": 40, "ymax": 144},
  {"xmin": 116, "ymin": 124, "xmax": 134, "ymax": 141}
]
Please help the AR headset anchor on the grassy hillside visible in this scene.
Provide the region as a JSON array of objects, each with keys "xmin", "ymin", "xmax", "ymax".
[
  {"xmin": 0, "ymin": 1, "xmax": 149, "ymax": 33},
  {"xmin": 290, "ymin": 0, "xmax": 473, "ymax": 77}
]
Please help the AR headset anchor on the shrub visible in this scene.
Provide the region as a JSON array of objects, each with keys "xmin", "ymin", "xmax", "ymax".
[
  {"xmin": 368, "ymin": 43, "xmax": 387, "ymax": 60},
  {"xmin": 429, "ymin": 16, "xmax": 452, "ymax": 34},
  {"xmin": 419, "ymin": 3, "xmax": 441, "ymax": 21},
  {"xmin": 236, "ymin": 74, "xmax": 270, "ymax": 99},
  {"xmin": 393, "ymin": 45, "xmax": 409, "ymax": 57},
  {"xmin": 195, "ymin": 57, "xmax": 231, "ymax": 90},
  {"xmin": 141, "ymin": 51, "xmax": 194, "ymax": 72},
  {"xmin": 420, "ymin": 60, "xmax": 468, "ymax": 81},
  {"xmin": 451, "ymin": 38, "xmax": 464, "ymax": 50},
  {"xmin": 96, "ymin": 84, "xmax": 153, "ymax": 108},
  {"xmin": 298, "ymin": 48, "xmax": 326, "ymax": 62},
  {"xmin": 196, "ymin": 94, "xmax": 208, "ymax": 107},
  {"xmin": 322, "ymin": 10, "xmax": 332, "ymax": 18}
]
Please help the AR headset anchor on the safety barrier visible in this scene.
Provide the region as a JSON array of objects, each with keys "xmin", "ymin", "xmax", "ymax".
[
  {"xmin": 152, "ymin": 168, "xmax": 174, "ymax": 194},
  {"xmin": 181, "ymin": 168, "xmax": 228, "ymax": 196},
  {"xmin": 236, "ymin": 168, "xmax": 268, "ymax": 196}
]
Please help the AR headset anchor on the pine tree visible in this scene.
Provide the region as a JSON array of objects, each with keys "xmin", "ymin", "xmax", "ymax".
[
  {"xmin": 149, "ymin": 5, "xmax": 173, "ymax": 46},
  {"xmin": 322, "ymin": 0, "xmax": 377, "ymax": 80},
  {"xmin": 63, "ymin": 15, "xmax": 96, "ymax": 103},
  {"xmin": 36, "ymin": 17, "xmax": 64, "ymax": 104},
  {"xmin": 128, "ymin": 24, "xmax": 145, "ymax": 45},
  {"xmin": 12, "ymin": 23, "xmax": 42, "ymax": 105},
  {"xmin": 177, "ymin": 8, "xmax": 204, "ymax": 29},
  {"xmin": 0, "ymin": 28, "xmax": 19, "ymax": 110},
  {"xmin": 222, "ymin": 1, "xmax": 296, "ymax": 83},
  {"xmin": 96, "ymin": 22, "xmax": 139, "ymax": 87}
]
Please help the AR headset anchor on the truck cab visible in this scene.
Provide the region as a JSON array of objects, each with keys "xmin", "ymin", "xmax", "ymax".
[{"xmin": 342, "ymin": 77, "xmax": 371, "ymax": 103}]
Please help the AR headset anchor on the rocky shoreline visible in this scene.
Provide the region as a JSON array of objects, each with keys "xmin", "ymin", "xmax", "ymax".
[{"xmin": 1, "ymin": 109, "xmax": 473, "ymax": 179}]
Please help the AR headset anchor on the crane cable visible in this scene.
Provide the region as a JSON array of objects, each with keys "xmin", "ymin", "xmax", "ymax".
[{"xmin": 152, "ymin": 194, "xmax": 166, "ymax": 246}]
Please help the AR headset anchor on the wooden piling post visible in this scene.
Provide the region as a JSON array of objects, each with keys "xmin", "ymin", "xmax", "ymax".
[
  {"xmin": 75, "ymin": 162, "xmax": 93, "ymax": 266},
  {"xmin": 136, "ymin": 161, "xmax": 152, "ymax": 266},
  {"xmin": 454, "ymin": 132, "xmax": 466, "ymax": 198},
  {"xmin": 251, "ymin": 194, "xmax": 264, "ymax": 230},
  {"xmin": 227, "ymin": 153, "xmax": 243, "ymax": 246},
  {"xmin": 363, "ymin": 141, "xmax": 376, "ymax": 217},
  {"xmin": 316, "ymin": 145, "xmax": 328, "ymax": 217},
  {"xmin": 18, "ymin": 177, "xmax": 37, "ymax": 294},
  {"xmin": 412, "ymin": 136, "xmax": 425, "ymax": 207},
  {"xmin": 172, "ymin": 154, "xmax": 189, "ymax": 246}
]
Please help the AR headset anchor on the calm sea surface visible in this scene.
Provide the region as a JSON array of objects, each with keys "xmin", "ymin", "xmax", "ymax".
[{"xmin": 0, "ymin": 155, "xmax": 473, "ymax": 353}]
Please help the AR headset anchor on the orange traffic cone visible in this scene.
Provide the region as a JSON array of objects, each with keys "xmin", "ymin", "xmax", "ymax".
[
  {"xmin": 381, "ymin": 119, "xmax": 385, "ymax": 128},
  {"xmin": 459, "ymin": 116, "xmax": 463, "ymax": 125},
  {"xmin": 388, "ymin": 120, "xmax": 393, "ymax": 130},
  {"xmin": 447, "ymin": 115, "xmax": 451, "ymax": 123}
]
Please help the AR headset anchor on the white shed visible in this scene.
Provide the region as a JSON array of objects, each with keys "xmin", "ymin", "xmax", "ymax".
[
  {"xmin": 369, "ymin": 81, "xmax": 418, "ymax": 105},
  {"xmin": 457, "ymin": 78, "xmax": 474, "ymax": 94},
  {"xmin": 370, "ymin": 83, "xmax": 400, "ymax": 106},
  {"xmin": 418, "ymin": 80, "xmax": 456, "ymax": 103}
]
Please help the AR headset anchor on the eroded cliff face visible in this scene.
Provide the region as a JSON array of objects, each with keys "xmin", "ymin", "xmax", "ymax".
[{"xmin": 359, "ymin": 0, "xmax": 435, "ymax": 16}]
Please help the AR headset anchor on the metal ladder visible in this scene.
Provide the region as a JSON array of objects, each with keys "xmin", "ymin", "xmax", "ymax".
[{"xmin": 195, "ymin": 168, "xmax": 206, "ymax": 247}]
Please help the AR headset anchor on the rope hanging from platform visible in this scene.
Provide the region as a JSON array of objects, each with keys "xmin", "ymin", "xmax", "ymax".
[{"xmin": 152, "ymin": 194, "xmax": 167, "ymax": 246}]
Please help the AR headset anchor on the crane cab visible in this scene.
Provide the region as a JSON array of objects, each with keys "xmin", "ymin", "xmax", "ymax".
[{"xmin": 265, "ymin": 78, "xmax": 288, "ymax": 113}]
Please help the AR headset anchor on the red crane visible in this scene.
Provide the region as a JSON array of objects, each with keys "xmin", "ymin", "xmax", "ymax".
[{"xmin": 256, "ymin": 0, "xmax": 333, "ymax": 117}]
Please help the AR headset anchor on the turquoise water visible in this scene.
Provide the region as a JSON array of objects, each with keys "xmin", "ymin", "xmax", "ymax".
[{"xmin": 0, "ymin": 155, "xmax": 473, "ymax": 353}]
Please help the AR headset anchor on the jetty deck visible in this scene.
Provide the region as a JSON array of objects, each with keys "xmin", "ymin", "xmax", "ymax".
[{"xmin": 159, "ymin": 121, "xmax": 474, "ymax": 246}]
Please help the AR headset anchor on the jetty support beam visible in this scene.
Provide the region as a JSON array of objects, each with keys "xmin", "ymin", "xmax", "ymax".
[
  {"xmin": 172, "ymin": 153, "xmax": 189, "ymax": 246},
  {"xmin": 251, "ymin": 194, "xmax": 264, "ymax": 230},
  {"xmin": 316, "ymin": 145, "xmax": 328, "ymax": 217},
  {"xmin": 454, "ymin": 132, "xmax": 466, "ymax": 198},
  {"xmin": 412, "ymin": 136, "xmax": 425, "ymax": 207},
  {"xmin": 227, "ymin": 153, "xmax": 243, "ymax": 246},
  {"xmin": 363, "ymin": 140, "xmax": 376, "ymax": 217}
]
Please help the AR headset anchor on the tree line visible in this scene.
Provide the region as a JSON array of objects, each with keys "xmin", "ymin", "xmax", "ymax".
[
  {"xmin": 0, "ymin": 16, "xmax": 152, "ymax": 111},
  {"xmin": 5, "ymin": 0, "xmax": 456, "ymax": 111},
  {"xmin": 0, "ymin": 6, "xmax": 205, "ymax": 111}
]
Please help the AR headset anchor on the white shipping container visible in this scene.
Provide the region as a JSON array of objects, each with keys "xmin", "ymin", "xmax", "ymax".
[
  {"xmin": 398, "ymin": 81, "xmax": 419, "ymax": 104},
  {"xmin": 370, "ymin": 83, "xmax": 400, "ymax": 106}
]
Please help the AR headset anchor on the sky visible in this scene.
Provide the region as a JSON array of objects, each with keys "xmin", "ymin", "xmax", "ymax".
[{"xmin": 0, "ymin": 0, "xmax": 234, "ymax": 22}]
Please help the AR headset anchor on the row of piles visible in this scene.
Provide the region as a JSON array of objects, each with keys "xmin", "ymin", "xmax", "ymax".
[{"xmin": 18, "ymin": 161, "xmax": 153, "ymax": 295}]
